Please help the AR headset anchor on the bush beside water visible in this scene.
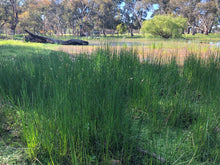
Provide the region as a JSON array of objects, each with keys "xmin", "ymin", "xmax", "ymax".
[{"xmin": 0, "ymin": 45, "xmax": 220, "ymax": 164}]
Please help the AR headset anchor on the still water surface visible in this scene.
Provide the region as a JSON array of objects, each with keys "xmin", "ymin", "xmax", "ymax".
[{"xmin": 89, "ymin": 41, "xmax": 220, "ymax": 47}]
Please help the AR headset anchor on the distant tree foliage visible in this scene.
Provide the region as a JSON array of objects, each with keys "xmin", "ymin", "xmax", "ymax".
[
  {"xmin": 119, "ymin": 0, "xmax": 152, "ymax": 36},
  {"xmin": 0, "ymin": 0, "xmax": 20, "ymax": 35},
  {"xmin": 0, "ymin": 0, "xmax": 219, "ymax": 36},
  {"xmin": 141, "ymin": 14, "xmax": 187, "ymax": 38},
  {"xmin": 116, "ymin": 23, "xmax": 127, "ymax": 35},
  {"xmin": 153, "ymin": 0, "xmax": 220, "ymax": 35}
]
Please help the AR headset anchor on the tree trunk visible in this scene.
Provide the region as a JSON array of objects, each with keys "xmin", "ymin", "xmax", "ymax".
[
  {"xmin": 209, "ymin": 27, "xmax": 213, "ymax": 33},
  {"xmin": 24, "ymin": 30, "xmax": 89, "ymax": 45},
  {"xmin": 102, "ymin": 29, "xmax": 106, "ymax": 37},
  {"xmin": 130, "ymin": 26, "xmax": 133, "ymax": 37},
  {"xmin": 11, "ymin": 26, "xmax": 16, "ymax": 36},
  {"xmin": 191, "ymin": 21, "xmax": 197, "ymax": 36},
  {"xmin": 10, "ymin": 0, "xmax": 19, "ymax": 36},
  {"xmin": 204, "ymin": 26, "xmax": 209, "ymax": 35},
  {"xmin": 186, "ymin": 27, "xmax": 191, "ymax": 34},
  {"xmin": 192, "ymin": 26, "xmax": 196, "ymax": 35}
]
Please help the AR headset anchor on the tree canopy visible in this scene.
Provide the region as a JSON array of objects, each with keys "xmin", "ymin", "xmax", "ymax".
[{"xmin": 0, "ymin": 0, "xmax": 219, "ymax": 36}]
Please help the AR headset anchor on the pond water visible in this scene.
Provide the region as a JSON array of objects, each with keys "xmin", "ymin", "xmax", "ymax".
[
  {"xmin": 209, "ymin": 42, "xmax": 220, "ymax": 46},
  {"xmin": 90, "ymin": 41, "xmax": 220, "ymax": 47},
  {"xmin": 108, "ymin": 41, "xmax": 145, "ymax": 47},
  {"xmin": 90, "ymin": 41, "xmax": 145, "ymax": 47}
]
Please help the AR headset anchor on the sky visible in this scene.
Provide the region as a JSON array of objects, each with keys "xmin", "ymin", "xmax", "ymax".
[{"xmin": 146, "ymin": 4, "xmax": 159, "ymax": 19}]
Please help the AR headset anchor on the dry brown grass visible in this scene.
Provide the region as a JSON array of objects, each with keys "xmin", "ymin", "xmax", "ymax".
[{"xmin": 57, "ymin": 41, "xmax": 219, "ymax": 65}]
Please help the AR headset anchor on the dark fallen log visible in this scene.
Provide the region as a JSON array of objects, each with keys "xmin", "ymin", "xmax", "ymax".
[{"xmin": 24, "ymin": 30, "xmax": 89, "ymax": 45}]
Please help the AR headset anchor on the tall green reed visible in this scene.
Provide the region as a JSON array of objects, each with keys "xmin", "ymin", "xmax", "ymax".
[
  {"xmin": 0, "ymin": 44, "xmax": 219, "ymax": 164},
  {"xmin": 1, "ymin": 46, "xmax": 141, "ymax": 164}
]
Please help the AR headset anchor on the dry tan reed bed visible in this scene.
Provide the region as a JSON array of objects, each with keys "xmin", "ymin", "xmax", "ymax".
[{"xmin": 57, "ymin": 42, "xmax": 220, "ymax": 65}]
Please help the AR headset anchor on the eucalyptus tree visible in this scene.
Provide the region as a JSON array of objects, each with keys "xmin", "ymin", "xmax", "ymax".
[
  {"xmin": 92, "ymin": 0, "xmax": 122, "ymax": 35},
  {"xmin": 195, "ymin": 0, "xmax": 219, "ymax": 34},
  {"xmin": 120, "ymin": 0, "xmax": 152, "ymax": 36},
  {"xmin": 62, "ymin": 0, "xmax": 78, "ymax": 35},
  {"xmin": 0, "ymin": 0, "xmax": 9, "ymax": 28},
  {"xmin": 169, "ymin": 0, "xmax": 201, "ymax": 35},
  {"xmin": 0, "ymin": 0, "xmax": 22, "ymax": 34},
  {"xmin": 9, "ymin": 0, "xmax": 20, "ymax": 34},
  {"xmin": 45, "ymin": 0, "xmax": 67, "ymax": 35},
  {"xmin": 159, "ymin": 0, "xmax": 219, "ymax": 35},
  {"xmin": 151, "ymin": 0, "xmax": 171, "ymax": 15},
  {"xmin": 19, "ymin": 0, "xmax": 50, "ymax": 33},
  {"xmin": 63, "ymin": 0, "xmax": 95, "ymax": 36}
]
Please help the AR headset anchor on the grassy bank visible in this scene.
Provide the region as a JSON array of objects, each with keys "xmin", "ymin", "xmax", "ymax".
[
  {"xmin": 1, "ymin": 32, "xmax": 220, "ymax": 41},
  {"xmin": 0, "ymin": 43, "xmax": 220, "ymax": 164}
]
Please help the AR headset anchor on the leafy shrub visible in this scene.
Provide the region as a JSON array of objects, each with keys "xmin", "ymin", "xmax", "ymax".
[
  {"xmin": 141, "ymin": 14, "xmax": 187, "ymax": 39},
  {"xmin": 116, "ymin": 23, "xmax": 127, "ymax": 35}
]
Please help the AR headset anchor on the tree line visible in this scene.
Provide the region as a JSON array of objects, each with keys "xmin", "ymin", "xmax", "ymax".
[{"xmin": 0, "ymin": 0, "xmax": 220, "ymax": 37}]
